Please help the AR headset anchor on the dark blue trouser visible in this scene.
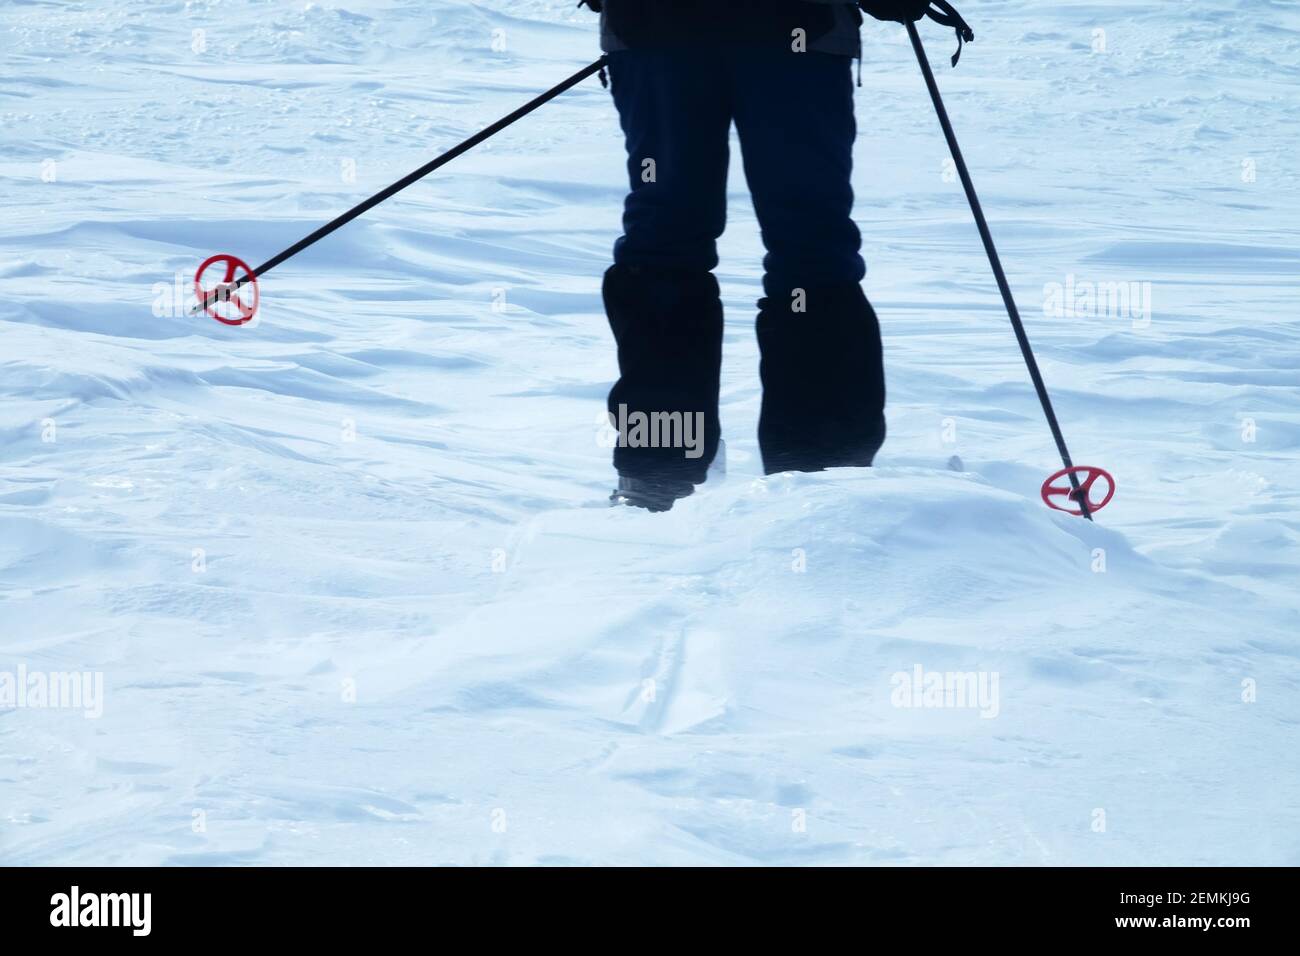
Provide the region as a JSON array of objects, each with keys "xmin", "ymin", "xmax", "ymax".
[
  {"xmin": 604, "ymin": 46, "xmax": 885, "ymax": 480},
  {"xmin": 609, "ymin": 46, "xmax": 865, "ymax": 295}
]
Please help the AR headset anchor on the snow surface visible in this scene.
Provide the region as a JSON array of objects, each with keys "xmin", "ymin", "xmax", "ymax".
[{"xmin": 2, "ymin": 0, "xmax": 1299, "ymax": 865}]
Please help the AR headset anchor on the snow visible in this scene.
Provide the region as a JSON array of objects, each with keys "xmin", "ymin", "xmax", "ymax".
[{"xmin": 2, "ymin": 0, "xmax": 1298, "ymax": 865}]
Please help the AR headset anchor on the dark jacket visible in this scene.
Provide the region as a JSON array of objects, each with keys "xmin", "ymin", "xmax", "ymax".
[{"xmin": 596, "ymin": 1, "xmax": 862, "ymax": 58}]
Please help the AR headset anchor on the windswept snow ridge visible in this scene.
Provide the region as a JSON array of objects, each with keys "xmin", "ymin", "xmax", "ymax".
[{"xmin": 1, "ymin": 1, "xmax": 1298, "ymax": 864}]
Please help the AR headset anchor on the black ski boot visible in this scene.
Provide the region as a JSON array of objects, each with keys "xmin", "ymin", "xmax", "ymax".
[
  {"xmin": 610, "ymin": 440, "xmax": 726, "ymax": 512},
  {"xmin": 603, "ymin": 263, "xmax": 723, "ymax": 511},
  {"xmin": 609, "ymin": 475, "xmax": 697, "ymax": 512},
  {"xmin": 756, "ymin": 283, "xmax": 886, "ymax": 473}
]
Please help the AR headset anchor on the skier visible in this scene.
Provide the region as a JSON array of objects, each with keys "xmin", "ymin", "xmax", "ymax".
[{"xmin": 584, "ymin": 0, "xmax": 932, "ymax": 511}]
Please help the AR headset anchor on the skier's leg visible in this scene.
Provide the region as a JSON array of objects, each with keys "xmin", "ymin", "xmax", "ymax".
[
  {"xmin": 605, "ymin": 49, "xmax": 730, "ymax": 495},
  {"xmin": 731, "ymin": 51, "xmax": 886, "ymax": 474}
]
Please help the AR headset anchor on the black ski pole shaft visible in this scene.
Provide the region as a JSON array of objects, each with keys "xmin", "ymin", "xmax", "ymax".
[
  {"xmin": 906, "ymin": 22, "xmax": 1091, "ymax": 519},
  {"xmin": 194, "ymin": 56, "xmax": 609, "ymax": 314}
]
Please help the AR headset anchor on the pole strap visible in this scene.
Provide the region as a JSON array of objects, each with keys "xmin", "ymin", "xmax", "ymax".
[{"xmin": 924, "ymin": 0, "xmax": 975, "ymax": 67}]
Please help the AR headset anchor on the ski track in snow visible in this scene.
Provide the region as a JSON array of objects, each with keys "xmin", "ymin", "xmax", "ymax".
[{"xmin": 2, "ymin": 1, "xmax": 1299, "ymax": 864}]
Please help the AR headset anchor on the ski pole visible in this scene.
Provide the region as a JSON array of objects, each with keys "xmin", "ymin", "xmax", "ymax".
[
  {"xmin": 192, "ymin": 56, "xmax": 610, "ymax": 317},
  {"xmin": 906, "ymin": 17, "xmax": 1100, "ymax": 520}
]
